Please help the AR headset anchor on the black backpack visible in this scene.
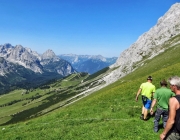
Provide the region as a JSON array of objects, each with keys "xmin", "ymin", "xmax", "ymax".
[{"xmin": 175, "ymin": 95, "xmax": 180, "ymax": 132}]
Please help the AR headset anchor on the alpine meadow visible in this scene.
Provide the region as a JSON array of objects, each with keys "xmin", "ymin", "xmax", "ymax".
[
  {"xmin": 0, "ymin": 34, "xmax": 179, "ymax": 140},
  {"xmin": 0, "ymin": 2, "xmax": 180, "ymax": 140}
]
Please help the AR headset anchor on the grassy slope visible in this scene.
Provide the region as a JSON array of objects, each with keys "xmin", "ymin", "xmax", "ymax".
[
  {"xmin": 0, "ymin": 73, "xmax": 90, "ymax": 125},
  {"xmin": 0, "ymin": 42, "xmax": 180, "ymax": 139}
]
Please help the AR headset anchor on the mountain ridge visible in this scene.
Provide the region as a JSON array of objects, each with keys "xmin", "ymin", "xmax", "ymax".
[
  {"xmin": 0, "ymin": 44, "xmax": 76, "ymax": 75},
  {"xmin": 102, "ymin": 2, "xmax": 180, "ymax": 84},
  {"xmin": 0, "ymin": 44, "xmax": 76, "ymax": 93},
  {"xmin": 58, "ymin": 54, "xmax": 117, "ymax": 74},
  {"xmin": 1, "ymin": 3, "xmax": 180, "ymax": 139}
]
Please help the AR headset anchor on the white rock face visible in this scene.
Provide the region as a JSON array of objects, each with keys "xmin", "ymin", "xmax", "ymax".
[
  {"xmin": 41, "ymin": 49, "xmax": 56, "ymax": 60},
  {"xmin": 0, "ymin": 44, "xmax": 43, "ymax": 73},
  {"xmin": 0, "ymin": 44, "xmax": 75, "ymax": 76},
  {"xmin": 103, "ymin": 3, "xmax": 180, "ymax": 84},
  {"xmin": 40, "ymin": 49, "xmax": 60, "ymax": 65}
]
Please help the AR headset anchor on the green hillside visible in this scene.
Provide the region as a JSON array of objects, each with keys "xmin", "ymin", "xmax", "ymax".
[
  {"xmin": 0, "ymin": 39, "xmax": 180, "ymax": 139},
  {"xmin": 0, "ymin": 72, "xmax": 94, "ymax": 125}
]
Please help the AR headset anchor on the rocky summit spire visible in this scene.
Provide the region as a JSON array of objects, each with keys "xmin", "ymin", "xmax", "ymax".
[{"xmin": 41, "ymin": 49, "xmax": 56, "ymax": 59}]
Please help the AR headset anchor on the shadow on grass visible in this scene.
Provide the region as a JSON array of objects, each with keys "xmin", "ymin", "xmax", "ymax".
[{"xmin": 1, "ymin": 90, "xmax": 79, "ymax": 126}]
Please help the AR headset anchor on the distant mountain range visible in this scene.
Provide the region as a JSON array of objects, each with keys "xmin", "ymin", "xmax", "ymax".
[
  {"xmin": 0, "ymin": 44, "xmax": 76, "ymax": 93},
  {"xmin": 1, "ymin": 2, "xmax": 180, "ymax": 137},
  {"xmin": 1, "ymin": 2, "xmax": 179, "ymax": 96},
  {"xmin": 58, "ymin": 54, "xmax": 117, "ymax": 74},
  {"xmin": 0, "ymin": 44, "xmax": 117, "ymax": 94}
]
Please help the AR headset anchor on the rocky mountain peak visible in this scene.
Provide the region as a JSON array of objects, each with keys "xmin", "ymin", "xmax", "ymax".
[
  {"xmin": 0, "ymin": 44, "xmax": 76, "ymax": 78},
  {"xmin": 3, "ymin": 43, "xmax": 12, "ymax": 48},
  {"xmin": 103, "ymin": 2, "xmax": 180, "ymax": 84},
  {"xmin": 90, "ymin": 55, "xmax": 106, "ymax": 62},
  {"xmin": 2, "ymin": 45, "xmax": 43, "ymax": 73},
  {"xmin": 41, "ymin": 49, "xmax": 56, "ymax": 59}
]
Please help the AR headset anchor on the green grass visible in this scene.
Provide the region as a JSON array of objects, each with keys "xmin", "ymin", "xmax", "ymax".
[
  {"xmin": 0, "ymin": 72, "xmax": 101, "ymax": 125},
  {"xmin": 0, "ymin": 41, "xmax": 180, "ymax": 139}
]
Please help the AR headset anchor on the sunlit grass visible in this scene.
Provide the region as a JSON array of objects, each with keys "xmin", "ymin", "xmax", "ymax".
[{"xmin": 0, "ymin": 42, "xmax": 180, "ymax": 139}]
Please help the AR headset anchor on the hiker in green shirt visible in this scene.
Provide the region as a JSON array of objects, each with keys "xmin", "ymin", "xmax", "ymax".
[{"xmin": 150, "ymin": 79, "xmax": 175, "ymax": 133}]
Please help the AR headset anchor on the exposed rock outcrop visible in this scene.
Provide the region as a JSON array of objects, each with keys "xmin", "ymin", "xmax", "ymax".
[{"xmin": 104, "ymin": 3, "xmax": 180, "ymax": 84}]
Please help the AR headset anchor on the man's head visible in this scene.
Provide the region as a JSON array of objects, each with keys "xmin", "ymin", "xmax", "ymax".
[
  {"xmin": 168, "ymin": 76, "xmax": 180, "ymax": 92},
  {"xmin": 147, "ymin": 76, "xmax": 153, "ymax": 82},
  {"xmin": 160, "ymin": 79, "xmax": 167, "ymax": 87}
]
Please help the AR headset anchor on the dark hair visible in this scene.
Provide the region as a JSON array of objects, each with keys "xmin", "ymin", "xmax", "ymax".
[
  {"xmin": 147, "ymin": 76, "xmax": 152, "ymax": 81},
  {"xmin": 160, "ymin": 79, "xmax": 167, "ymax": 86}
]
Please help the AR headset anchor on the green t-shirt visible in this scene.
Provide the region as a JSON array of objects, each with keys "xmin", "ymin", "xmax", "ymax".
[
  {"xmin": 140, "ymin": 82, "xmax": 156, "ymax": 100},
  {"xmin": 153, "ymin": 87, "xmax": 175, "ymax": 110}
]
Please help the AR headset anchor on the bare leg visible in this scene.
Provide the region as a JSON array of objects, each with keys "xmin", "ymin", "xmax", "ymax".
[
  {"xmin": 142, "ymin": 106, "xmax": 145, "ymax": 114},
  {"xmin": 144, "ymin": 108, "xmax": 148, "ymax": 119}
]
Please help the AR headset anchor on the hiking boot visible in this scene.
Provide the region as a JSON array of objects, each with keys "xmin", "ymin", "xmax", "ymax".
[
  {"xmin": 142, "ymin": 118, "xmax": 147, "ymax": 121},
  {"xmin": 140, "ymin": 114, "xmax": 144, "ymax": 120}
]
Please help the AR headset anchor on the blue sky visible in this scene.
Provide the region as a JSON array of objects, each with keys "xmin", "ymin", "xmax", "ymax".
[{"xmin": 0, "ymin": 0, "xmax": 179, "ymax": 57}]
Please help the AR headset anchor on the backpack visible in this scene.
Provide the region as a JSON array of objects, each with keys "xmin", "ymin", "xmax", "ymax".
[{"xmin": 175, "ymin": 95, "xmax": 180, "ymax": 132}]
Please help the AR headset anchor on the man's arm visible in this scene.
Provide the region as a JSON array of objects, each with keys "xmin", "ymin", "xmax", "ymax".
[
  {"xmin": 135, "ymin": 88, "xmax": 141, "ymax": 102},
  {"xmin": 160, "ymin": 97, "xmax": 178, "ymax": 140},
  {"xmin": 150, "ymin": 99, "xmax": 157, "ymax": 115}
]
